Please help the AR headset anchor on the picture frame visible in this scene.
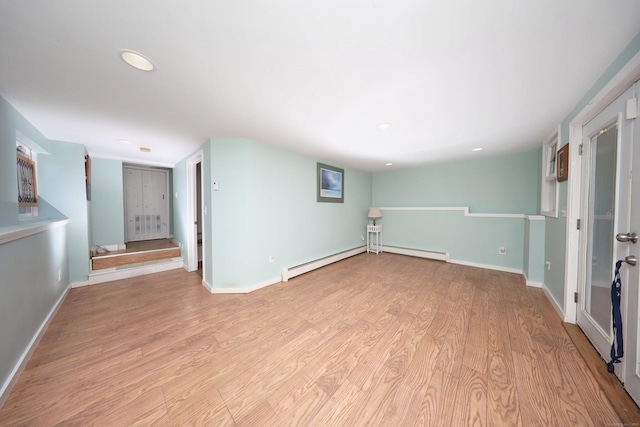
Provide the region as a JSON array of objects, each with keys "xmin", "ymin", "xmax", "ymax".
[
  {"xmin": 317, "ymin": 162, "xmax": 344, "ymax": 203},
  {"xmin": 85, "ymin": 154, "xmax": 91, "ymax": 200},
  {"xmin": 557, "ymin": 144, "xmax": 569, "ymax": 182}
]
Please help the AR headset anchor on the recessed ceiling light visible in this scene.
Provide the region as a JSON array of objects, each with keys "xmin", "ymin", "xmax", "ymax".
[
  {"xmin": 119, "ymin": 50, "xmax": 155, "ymax": 71},
  {"xmin": 385, "ymin": 162, "xmax": 393, "ymax": 166},
  {"xmin": 377, "ymin": 123, "xmax": 392, "ymax": 131},
  {"xmin": 118, "ymin": 139, "xmax": 133, "ymax": 145},
  {"xmin": 140, "ymin": 147, "xmax": 151, "ymax": 153},
  {"xmin": 472, "ymin": 147, "xmax": 484, "ymax": 152}
]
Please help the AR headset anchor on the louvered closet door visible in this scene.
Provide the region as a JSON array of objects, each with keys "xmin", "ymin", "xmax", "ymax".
[{"xmin": 124, "ymin": 166, "xmax": 169, "ymax": 242}]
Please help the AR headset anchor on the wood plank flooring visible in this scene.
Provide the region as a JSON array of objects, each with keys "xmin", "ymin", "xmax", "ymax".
[{"xmin": 0, "ymin": 253, "xmax": 631, "ymax": 426}]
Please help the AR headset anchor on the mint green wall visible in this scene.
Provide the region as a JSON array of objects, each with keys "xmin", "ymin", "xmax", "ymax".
[
  {"xmin": 525, "ymin": 219, "xmax": 545, "ymax": 283},
  {"xmin": 381, "ymin": 209, "xmax": 527, "ymax": 270},
  {"xmin": 172, "ymin": 154, "xmax": 188, "ymax": 259},
  {"xmin": 176, "ymin": 138, "xmax": 372, "ymax": 289},
  {"xmin": 372, "ymin": 149, "xmax": 540, "ymax": 271},
  {"xmin": 0, "ymin": 95, "xmax": 71, "ymax": 400},
  {"xmin": 89, "ymin": 157, "xmax": 124, "ymax": 246},
  {"xmin": 0, "ymin": 224, "xmax": 68, "ymax": 395},
  {"xmin": 544, "ymin": 31, "xmax": 640, "ymax": 308},
  {"xmin": 38, "ymin": 141, "xmax": 90, "ymax": 284},
  {"xmin": 0, "ymin": 97, "xmax": 50, "ymax": 226},
  {"xmin": 373, "ymin": 150, "xmax": 540, "ymax": 214},
  {"xmin": 89, "ymin": 158, "xmax": 125, "ymax": 247},
  {"xmin": 0, "ymin": 99, "xmax": 18, "ymax": 226}
]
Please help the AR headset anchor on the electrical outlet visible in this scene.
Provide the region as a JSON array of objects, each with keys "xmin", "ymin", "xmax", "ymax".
[
  {"xmin": 546, "ymin": 261, "xmax": 551, "ymax": 270},
  {"xmin": 58, "ymin": 269, "xmax": 62, "ymax": 281},
  {"xmin": 269, "ymin": 255, "xmax": 275, "ymax": 263},
  {"xmin": 361, "ymin": 235, "xmax": 365, "ymax": 241},
  {"xmin": 498, "ymin": 247, "xmax": 507, "ymax": 255}
]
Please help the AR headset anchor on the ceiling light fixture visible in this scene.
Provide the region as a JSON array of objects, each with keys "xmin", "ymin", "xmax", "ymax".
[
  {"xmin": 385, "ymin": 162, "xmax": 393, "ymax": 166},
  {"xmin": 472, "ymin": 147, "xmax": 484, "ymax": 152},
  {"xmin": 118, "ymin": 139, "xmax": 133, "ymax": 145},
  {"xmin": 377, "ymin": 123, "xmax": 392, "ymax": 131},
  {"xmin": 140, "ymin": 147, "xmax": 151, "ymax": 153},
  {"xmin": 119, "ymin": 50, "xmax": 155, "ymax": 71}
]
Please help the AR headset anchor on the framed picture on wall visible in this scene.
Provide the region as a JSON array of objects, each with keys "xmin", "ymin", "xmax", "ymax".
[
  {"xmin": 557, "ymin": 144, "xmax": 569, "ymax": 182},
  {"xmin": 85, "ymin": 154, "xmax": 91, "ymax": 200},
  {"xmin": 317, "ymin": 163, "xmax": 344, "ymax": 203}
]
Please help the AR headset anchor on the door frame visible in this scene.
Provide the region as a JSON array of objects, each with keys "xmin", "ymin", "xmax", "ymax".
[
  {"xmin": 186, "ymin": 150, "xmax": 204, "ymax": 273},
  {"xmin": 565, "ymin": 50, "xmax": 640, "ymax": 323},
  {"xmin": 123, "ymin": 165, "xmax": 171, "ymax": 242}
]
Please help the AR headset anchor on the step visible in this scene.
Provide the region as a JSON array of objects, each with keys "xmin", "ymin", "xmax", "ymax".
[
  {"xmin": 85, "ymin": 257, "xmax": 184, "ymax": 287},
  {"xmin": 91, "ymin": 246, "xmax": 181, "ymax": 270}
]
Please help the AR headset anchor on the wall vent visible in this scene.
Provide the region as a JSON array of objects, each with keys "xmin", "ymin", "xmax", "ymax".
[{"xmin": 134, "ymin": 214, "xmax": 161, "ymax": 237}]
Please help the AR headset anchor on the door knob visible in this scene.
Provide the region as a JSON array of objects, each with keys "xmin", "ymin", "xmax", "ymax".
[
  {"xmin": 616, "ymin": 232, "xmax": 638, "ymax": 244},
  {"xmin": 625, "ymin": 255, "xmax": 637, "ymax": 266}
]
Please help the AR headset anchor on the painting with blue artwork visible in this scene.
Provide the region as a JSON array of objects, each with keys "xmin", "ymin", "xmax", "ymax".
[{"xmin": 317, "ymin": 163, "xmax": 344, "ymax": 203}]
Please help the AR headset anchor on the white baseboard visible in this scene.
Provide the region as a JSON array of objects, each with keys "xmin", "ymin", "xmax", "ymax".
[
  {"xmin": 70, "ymin": 280, "xmax": 90, "ymax": 288},
  {"xmin": 526, "ymin": 280, "xmax": 543, "ymax": 288},
  {"xmin": 542, "ymin": 284, "xmax": 566, "ymax": 321},
  {"xmin": 201, "ymin": 278, "xmax": 213, "ymax": 293},
  {"xmin": 382, "ymin": 246, "xmax": 450, "ymax": 262},
  {"xmin": 449, "ymin": 258, "xmax": 523, "ymax": 275},
  {"xmin": 0, "ymin": 284, "xmax": 70, "ymax": 410},
  {"xmin": 209, "ymin": 276, "xmax": 282, "ymax": 294}
]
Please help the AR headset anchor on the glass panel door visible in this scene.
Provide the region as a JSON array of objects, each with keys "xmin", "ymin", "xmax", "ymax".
[{"xmin": 584, "ymin": 124, "xmax": 617, "ymax": 332}]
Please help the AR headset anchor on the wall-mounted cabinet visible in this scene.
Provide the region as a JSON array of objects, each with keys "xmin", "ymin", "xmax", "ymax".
[{"xmin": 541, "ymin": 125, "xmax": 560, "ymax": 217}]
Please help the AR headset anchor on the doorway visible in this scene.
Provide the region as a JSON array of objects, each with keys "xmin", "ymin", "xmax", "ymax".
[
  {"xmin": 186, "ymin": 151, "xmax": 204, "ymax": 276},
  {"xmin": 123, "ymin": 165, "xmax": 170, "ymax": 242},
  {"xmin": 576, "ymin": 82, "xmax": 640, "ymax": 402}
]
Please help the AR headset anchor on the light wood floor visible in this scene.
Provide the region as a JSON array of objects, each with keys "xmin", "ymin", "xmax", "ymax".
[{"xmin": 0, "ymin": 253, "xmax": 630, "ymax": 425}]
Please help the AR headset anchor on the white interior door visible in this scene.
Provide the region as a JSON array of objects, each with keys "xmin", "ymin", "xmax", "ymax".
[
  {"xmin": 124, "ymin": 166, "xmax": 170, "ymax": 242},
  {"xmin": 577, "ymin": 85, "xmax": 634, "ymax": 382}
]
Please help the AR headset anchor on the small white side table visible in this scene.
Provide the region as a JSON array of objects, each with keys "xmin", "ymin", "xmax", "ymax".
[{"xmin": 367, "ymin": 224, "xmax": 382, "ymax": 254}]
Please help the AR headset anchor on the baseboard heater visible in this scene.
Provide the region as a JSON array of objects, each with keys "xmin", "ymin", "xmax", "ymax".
[
  {"xmin": 383, "ymin": 245, "xmax": 450, "ymax": 262},
  {"xmin": 282, "ymin": 246, "xmax": 366, "ymax": 282}
]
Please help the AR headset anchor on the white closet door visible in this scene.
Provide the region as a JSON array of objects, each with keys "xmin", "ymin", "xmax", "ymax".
[{"xmin": 124, "ymin": 167, "xmax": 169, "ymax": 242}]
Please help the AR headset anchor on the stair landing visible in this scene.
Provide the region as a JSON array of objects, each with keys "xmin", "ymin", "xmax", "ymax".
[{"xmin": 91, "ymin": 239, "xmax": 181, "ymax": 271}]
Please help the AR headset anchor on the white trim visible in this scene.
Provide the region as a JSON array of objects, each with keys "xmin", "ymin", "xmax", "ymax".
[
  {"xmin": 0, "ymin": 284, "xmax": 70, "ymax": 409},
  {"xmin": 77, "ymin": 258, "xmax": 183, "ymax": 287},
  {"xmin": 281, "ymin": 246, "xmax": 367, "ymax": 282},
  {"xmin": 380, "ymin": 206, "xmax": 529, "ymax": 219},
  {"xmin": 0, "ymin": 218, "xmax": 69, "ymax": 245},
  {"xmin": 383, "ymin": 245, "xmax": 450, "ymax": 262},
  {"xmin": 186, "ymin": 151, "xmax": 203, "ymax": 273},
  {"xmin": 201, "ymin": 278, "xmax": 214, "ymax": 293},
  {"xmin": 541, "ymin": 125, "xmax": 561, "ymax": 218},
  {"xmin": 89, "ymin": 152, "xmax": 174, "ymax": 169},
  {"xmin": 566, "ymin": 49, "xmax": 640, "ymax": 324},
  {"xmin": 526, "ymin": 280, "xmax": 543, "ymax": 288},
  {"xmin": 210, "ymin": 276, "xmax": 282, "ymax": 294},
  {"xmin": 449, "ymin": 258, "xmax": 522, "ymax": 275},
  {"xmin": 70, "ymin": 280, "xmax": 90, "ymax": 288}
]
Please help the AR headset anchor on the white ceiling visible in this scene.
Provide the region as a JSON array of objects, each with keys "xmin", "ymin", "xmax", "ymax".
[{"xmin": 1, "ymin": 1, "xmax": 639, "ymax": 171}]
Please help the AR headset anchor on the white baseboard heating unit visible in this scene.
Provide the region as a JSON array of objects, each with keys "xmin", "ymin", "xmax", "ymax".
[
  {"xmin": 382, "ymin": 246, "xmax": 450, "ymax": 262},
  {"xmin": 281, "ymin": 246, "xmax": 366, "ymax": 282}
]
